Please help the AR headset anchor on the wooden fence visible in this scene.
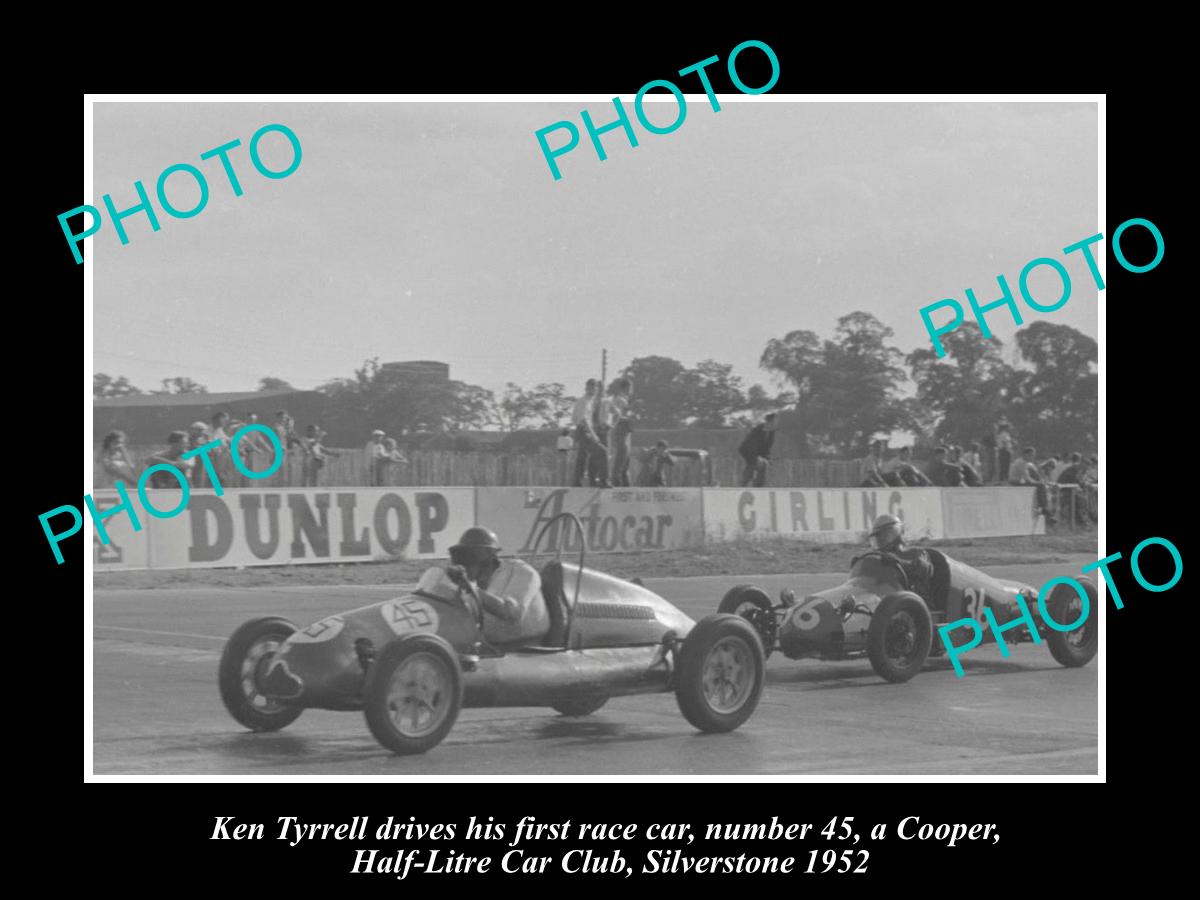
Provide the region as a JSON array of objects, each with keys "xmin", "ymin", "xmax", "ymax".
[{"xmin": 94, "ymin": 445, "xmax": 866, "ymax": 489}]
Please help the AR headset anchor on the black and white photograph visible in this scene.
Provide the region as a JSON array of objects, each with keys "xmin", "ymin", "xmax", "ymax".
[{"xmin": 84, "ymin": 94, "xmax": 1103, "ymax": 779}]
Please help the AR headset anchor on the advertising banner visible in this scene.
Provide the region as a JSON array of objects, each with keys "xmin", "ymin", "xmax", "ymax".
[
  {"xmin": 702, "ymin": 488, "xmax": 946, "ymax": 543},
  {"xmin": 477, "ymin": 487, "xmax": 705, "ymax": 555},
  {"xmin": 940, "ymin": 487, "xmax": 1045, "ymax": 537},
  {"xmin": 91, "ymin": 488, "xmax": 475, "ymax": 570}
]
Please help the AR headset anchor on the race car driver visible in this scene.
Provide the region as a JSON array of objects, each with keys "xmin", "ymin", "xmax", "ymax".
[
  {"xmin": 419, "ymin": 527, "xmax": 550, "ymax": 647},
  {"xmin": 867, "ymin": 514, "xmax": 934, "ymax": 602}
]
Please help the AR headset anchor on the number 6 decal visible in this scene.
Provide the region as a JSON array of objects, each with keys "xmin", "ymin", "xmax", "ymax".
[{"xmin": 792, "ymin": 598, "xmax": 824, "ymax": 631}]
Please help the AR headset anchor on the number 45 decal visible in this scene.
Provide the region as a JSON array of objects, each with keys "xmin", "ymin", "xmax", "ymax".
[{"xmin": 962, "ymin": 587, "xmax": 988, "ymax": 623}]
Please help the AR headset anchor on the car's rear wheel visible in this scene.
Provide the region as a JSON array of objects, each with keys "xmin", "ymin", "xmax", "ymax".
[
  {"xmin": 363, "ymin": 634, "xmax": 463, "ymax": 755},
  {"xmin": 1044, "ymin": 578, "xmax": 1099, "ymax": 668},
  {"xmin": 218, "ymin": 617, "xmax": 304, "ymax": 732},
  {"xmin": 552, "ymin": 696, "xmax": 609, "ymax": 716},
  {"xmin": 867, "ymin": 593, "xmax": 933, "ymax": 683},
  {"xmin": 717, "ymin": 585, "xmax": 777, "ymax": 659},
  {"xmin": 675, "ymin": 614, "xmax": 765, "ymax": 733}
]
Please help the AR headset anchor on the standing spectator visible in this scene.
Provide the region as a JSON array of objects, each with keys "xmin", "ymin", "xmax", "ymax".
[
  {"xmin": 187, "ymin": 421, "xmax": 212, "ymax": 487},
  {"xmin": 364, "ymin": 430, "xmax": 385, "ymax": 485},
  {"xmin": 237, "ymin": 414, "xmax": 274, "ymax": 479},
  {"xmin": 995, "ymin": 421, "xmax": 1014, "ymax": 483},
  {"xmin": 591, "ymin": 382, "xmax": 614, "ymax": 488},
  {"xmin": 376, "ymin": 437, "xmax": 406, "ymax": 485},
  {"xmin": 145, "ymin": 431, "xmax": 194, "ymax": 488},
  {"xmin": 1008, "ymin": 445, "xmax": 1054, "ymax": 524},
  {"xmin": 274, "ymin": 410, "xmax": 305, "ymax": 485},
  {"xmin": 636, "ymin": 441, "xmax": 675, "ymax": 487},
  {"xmin": 302, "ymin": 424, "xmax": 341, "ymax": 487},
  {"xmin": 1056, "ymin": 452, "xmax": 1095, "ymax": 524},
  {"xmin": 98, "ymin": 431, "xmax": 138, "ymax": 486},
  {"xmin": 1040, "ymin": 455, "xmax": 1060, "ymax": 483},
  {"xmin": 927, "ymin": 446, "xmax": 964, "ymax": 486},
  {"xmin": 738, "ymin": 413, "xmax": 777, "ymax": 487},
  {"xmin": 607, "ymin": 378, "xmax": 634, "ymax": 487},
  {"xmin": 571, "ymin": 379, "xmax": 605, "ymax": 487},
  {"xmin": 210, "ymin": 411, "xmax": 231, "ymax": 447},
  {"xmin": 980, "ymin": 431, "xmax": 996, "ymax": 483},
  {"xmin": 555, "ymin": 427, "xmax": 574, "ymax": 485},
  {"xmin": 962, "ymin": 442, "xmax": 983, "ymax": 477},
  {"xmin": 859, "ymin": 440, "xmax": 886, "ymax": 487}
]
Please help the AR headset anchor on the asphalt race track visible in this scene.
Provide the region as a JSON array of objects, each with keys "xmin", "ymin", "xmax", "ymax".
[{"xmin": 92, "ymin": 560, "xmax": 1099, "ymax": 776}]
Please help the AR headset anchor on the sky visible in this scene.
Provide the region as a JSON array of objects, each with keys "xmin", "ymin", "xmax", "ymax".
[{"xmin": 92, "ymin": 100, "xmax": 1098, "ymax": 401}]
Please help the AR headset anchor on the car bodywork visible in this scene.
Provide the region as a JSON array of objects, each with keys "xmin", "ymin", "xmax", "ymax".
[
  {"xmin": 722, "ymin": 549, "xmax": 1098, "ymax": 681},
  {"xmin": 220, "ymin": 513, "xmax": 765, "ymax": 753}
]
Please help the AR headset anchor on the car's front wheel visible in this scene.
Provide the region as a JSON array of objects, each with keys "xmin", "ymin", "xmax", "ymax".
[
  {"xmin": 675, "ymin": 614, "xmax": 765, "ymax": 733},
  {"xmin": 363, "ymin": 634, "xmax": 463, "ymax": 755},
  {"xmin": 1044, "ymin": 577, "xmax": 1099, "ymax": 668},
  {"xmin": 867, "ymin": 593, "xmax": 933, "ymax": 683},
  {"xmin": 218, "ymin": 617, "xmax": 304, "ymax": 732}
]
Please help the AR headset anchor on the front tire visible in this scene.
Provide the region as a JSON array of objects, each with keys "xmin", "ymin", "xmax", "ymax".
[
  {"xmin": 552, "ymin": 696, "xmax": 609, "ymax": 716},
  {"xmin": 867, "ymin": 593, "xmax": 933, "ymax": 683},
  {"xmin": 363, "ymin": 634, "xmax": 463, "ymax": 755},
  {"xmin": 1044, "ymin": 578, "xmax": 1099, "ymax": 668},
  {"xmin": 717, "ymin": 585, "xmax": 777, "ymax": 659},
  {"xmin": 218, "ymin": 617, "xmax": 304, "ymax": 732},
  {"xmin": 675, "ymin": 614, "xmax": 765, "ymax": 733}
]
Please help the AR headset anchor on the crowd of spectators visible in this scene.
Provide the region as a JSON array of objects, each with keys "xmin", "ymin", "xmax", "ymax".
[{"xmin": 97, "ymin": 409, "xmax": 348, "ymax": 490}]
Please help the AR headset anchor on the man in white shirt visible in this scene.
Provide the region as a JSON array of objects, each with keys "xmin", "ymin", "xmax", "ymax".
[
  {"xmin": 571, "ymin": 379, "xmax": 607, "ymax": 487},
  {"xmin": 1008, "ymin": 445, "xmax": 1053, "ymax": 523},
  {"xmin": 364, "ymin": 429, "xmax": 385, "ymax": 485},
  {"xmin": 420, "ymin": 527, "xmax": 549, "ymax": 647}
]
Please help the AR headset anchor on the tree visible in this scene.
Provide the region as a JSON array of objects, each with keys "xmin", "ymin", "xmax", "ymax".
[
  {"xmin": 496, "ymin": 382, "xmax": 574, "ymax": 431},
  {"xmin": 761, "ymin": 313, "xmax": 909, "ymax": 455},
  {"xmin": 680, "ymin": 360, "xmax": 747, "ymax": 427},
  {"xmin": 906, "ymin": 322, "xmax": 1015, "ymax": 446},
  {"xmin": 621, "ymin": 356, "xmax": 690, "ymax": 428},
  {"xmin": 156, "ymin": 376, "xmax": 207, "ymax": 394},
  {"xmin": 258, "ymin": 376, "xmax": 295, "ymax": 392},
  {"xmin": 93, "ymin": 373, "xmax": 142, "ymax": 398},
  {"xmin": 1009, "ymin": 322, "xmax": 1098, "ymax": 453}
]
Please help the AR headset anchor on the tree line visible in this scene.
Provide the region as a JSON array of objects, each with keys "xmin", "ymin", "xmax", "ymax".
[{"xmin": 94, "ymin": 312, "xmax": 1096, "ymax": 456}]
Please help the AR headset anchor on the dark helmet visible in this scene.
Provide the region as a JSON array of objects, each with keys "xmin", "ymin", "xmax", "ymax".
[
  {"xmin": 868, "ymin": 514, "xmax": 904, "ymax": 552},
  {"xmin": 449, "ymin": 527, "xmax": 502, "ymax": 565}
]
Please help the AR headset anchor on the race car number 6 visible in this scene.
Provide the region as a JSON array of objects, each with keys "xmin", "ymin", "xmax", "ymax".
[{"xmin": 792, "ymin": 598, "xmax": 824, "ymax": 630}]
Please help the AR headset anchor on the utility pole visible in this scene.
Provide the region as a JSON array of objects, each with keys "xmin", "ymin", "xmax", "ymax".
[{"xmin": 600, "ymin": 348, "xmax": 607, "ymax": 391}]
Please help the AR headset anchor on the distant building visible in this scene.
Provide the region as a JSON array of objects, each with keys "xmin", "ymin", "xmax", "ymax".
[{"xmin": 379, "ymin": 360, "xmax": 450, "ymax": 383}]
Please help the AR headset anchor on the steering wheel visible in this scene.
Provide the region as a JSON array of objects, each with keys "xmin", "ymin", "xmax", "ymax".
[
  {"xmin": 851, "ymin": 550, "xmax": 911, "ymax": 591},
  {"xmin": 529, "ymin": 511, "xmax": 588, "ymax": 637}
]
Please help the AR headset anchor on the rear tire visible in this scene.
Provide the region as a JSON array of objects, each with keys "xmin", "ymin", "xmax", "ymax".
[
  {"xmin": 717, "ymin": 585, "xmax": 777, "ymax": 659},
  {"xmin": 363, "ymin": 634, "xmax": 463, "ymax": 755},
  {"xmin": 552, "ymin": 696, "xmax": 609, "ymax": 716},
  {"xmin": 675, "ymin": 614, "xmax": 765, "ymax": 733},
  {"xmin": 1045, "ymin": 578, "xmax": 1099, "ymax": 668},
  {"xmin": 867, "ymin": 593, "xmax": 932, "ymax": 683},
  {"xmin": 218, "ymin": 617, "xmax": 304, "ymax": 732}
]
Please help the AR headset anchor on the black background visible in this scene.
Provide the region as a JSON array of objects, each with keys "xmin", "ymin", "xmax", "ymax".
[{"xmin": 26, "ymin": 26, "xmax": 1177, "ymax": 890}]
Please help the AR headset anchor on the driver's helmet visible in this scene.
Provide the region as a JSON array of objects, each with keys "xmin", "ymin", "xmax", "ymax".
[
  {"xmin": 868, "ymin": 514, "xmax": 904, "ymax": 552},
  {"xmin": 450, "ymin": 527, "xmax": 502, "ymax": 566}
]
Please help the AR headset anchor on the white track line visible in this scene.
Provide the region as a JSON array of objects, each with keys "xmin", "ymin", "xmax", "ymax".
[{"xmin": 97, "ymin": 625, "xmax": 226, "ymax": 641}]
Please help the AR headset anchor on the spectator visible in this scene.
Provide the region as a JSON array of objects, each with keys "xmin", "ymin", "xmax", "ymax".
[
  {"xmin": 210, "ymin": 412, "xmax": 231, "ymax": 447},
  {"xmin": 927, "ymin": 446, "xmax": 964, "ymax": 487},
  {"xmin": 980, "ymin": 431, "xmax": 996, "ymax": 483},
  {"xmin": 237, "ymin": 414, "xmax": 274, "ymax": 478},
  {"xmin": 98, "ymin": 431, "xmax": 138, "ymax": 486},
  {"xmin": 953, "ymin": 445, "xmax": 983, "ymax": 487},
  {"xmin": 376, "ymin": 437, "xmax": 406, "ymax": 485},
  {"xmin": 636, "ymin": 440, "xmax": 675, "ymax": 487},
  {"xmin": 607, "ymin": 378, "xmax": 634, "ymax": 487},
  {"xmin": 1008, "ymin": 445, "xmax": 1054, "ymax": 523},
  {"xmin": 591, "ymin": 382, "xmax": 615, "ymax": 488},
  {"xmin": 365, "ymin": 429, "xmax": 385, "ymax": 485},
  {"xmin": 187, "ymin": 421, "xmax": 212, "ymax": 487},
  {"xmin": 889, "ymin": 446, "xmax": 933, "ymax": 486},
  {"xmin": 145, "ymin": 431, "xmax": 193, "ymax": 488},
  {"xmin": 1056, "ymin": 452, "xmax": 1095, "ymax": 524},
  {"xmin": 738, "ymin": 413, "xmax": 777, "ymax": 487},
  {"xmin": 274, "ymin": 410, "xmax": 305, "ymax": 485},
  {"xmin": 302, "ymin": 424, "xmax": 341, "ymax": 487},
  {"xmin": 555, "ymin": 427, "xmax": 574, "ymax": 486},
  {"xmin": 962, "ymin": 442, "xmax": 983, "ymax": 476},
  {"xmin": 995, "ymin": 421, "xmax": 1014, "ymax": 483},
  {"xmin": 1040, "ymin": 454, "xmax": 1060, "ymax": 483},
  {"xmin": 859, "ymin": 440, "xmax": 886, "ymax": 487},
  {"xmin": 571, "ymin": 379, "xmax": 606, "ymax": 487}
]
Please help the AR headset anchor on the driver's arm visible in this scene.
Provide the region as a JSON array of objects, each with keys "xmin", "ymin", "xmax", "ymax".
[{"xmin": 476, "ymin": 563, "xmax": 540, "ymax": 622}]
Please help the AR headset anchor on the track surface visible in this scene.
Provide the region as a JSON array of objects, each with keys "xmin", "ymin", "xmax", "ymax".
[{"xmin": 93, "ymin": 560, "xmax": 1099, "ymax": 776}]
